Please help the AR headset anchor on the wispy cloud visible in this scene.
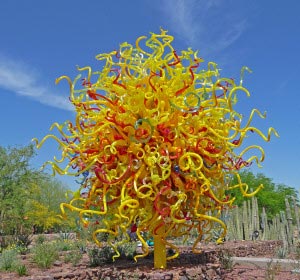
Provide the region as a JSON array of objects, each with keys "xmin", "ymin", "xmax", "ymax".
[
  {"xmin": 0, "ymin": 55, "xmax": 72, "ymax": 111},
  {"xmin": 161, "ymin": 0, "xmax": 248, "ymax": 56}
]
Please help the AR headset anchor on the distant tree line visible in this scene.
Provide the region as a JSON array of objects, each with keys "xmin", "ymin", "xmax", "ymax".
[{"xmin": 228, "ymin": 170, "xmax": 298, "ymax": 218}]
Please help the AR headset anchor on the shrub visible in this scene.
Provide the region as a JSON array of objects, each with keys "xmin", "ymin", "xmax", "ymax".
[
  {"xmin": 16, "ymin": 264, "xmax": 27, "ymax": 276},
  {"xmin": 54, "ymin": 239, "xmax": 75, "ymax": 251},
  {"xmin": 0, "ymin": 235, "xmax": 14, "ymax": 253},
  {"xmin": 74, "ymin": 239, "xmax": 87, "ymax": 253},
  {"xmin": 117, "ymin": 242, "xmax": 137, "ymax": 260},
  {"xmin": 15, "ymin": 234, "xmax": 32, "ymax": 248},
  {"xmin": 64, "ymin": 249, "xmax": 82, "ymax": 265},
  {"xmin": 276, "ymin": 246, "xmax": 288, "ymax": 259},
  {"xmin": 31, "ymin": 242, "xmax": 59, "ymax": 268},
  {"xmin": 265, "ymin": 259, "xmax": 281, "ymax": 280},
  {"xmin": 218, "ymin": 249, "xmax": 234, "ymax": 270},
  {"xmin": 15, "ymin": 234, "xmax": 32, "ymax": 255},
  {"xmin": 0, "ymin": 248, "xmax": 19, "ymax": 271},
  {"xmin": 87, "ymin": 246, "xmax": 114, "ymax": 267},
  {"xmin": 35, "ymin": 234, "xmax": 46, "ymax": 244}
]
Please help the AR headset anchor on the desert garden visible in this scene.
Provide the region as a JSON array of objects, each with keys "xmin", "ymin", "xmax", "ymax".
[
  {"xmin": 2, "ymin": 192, "xmax": 300, "ymax": 280},
  {"xmin": 0, "ymin": 233, "xmax": 299, "ymax": 279},
  {"xmin": 0, "ymin": 30, "xmax": 296, "ymax": 280}
]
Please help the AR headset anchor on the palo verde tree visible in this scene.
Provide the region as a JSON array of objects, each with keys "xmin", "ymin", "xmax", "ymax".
[
  {"xmin": 0, "ymin": 144, "xmax": 69, "ymax": 235},
  {"xmin": 25, "ymin": 175, "xmax": 74, "ymax": 233},
  {"xmin": 0, "ymin": 144, "xmax": 38, "ymax": 235}
]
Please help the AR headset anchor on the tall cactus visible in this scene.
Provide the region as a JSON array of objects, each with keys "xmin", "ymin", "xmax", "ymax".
[
  {"xmin": 242, "ymin": 201, "xmax": 250, "ymax": 240},
  {"xmin": 225, "ymin": 194, "xmax": 300, "ymax": 254},
  {"xmin": 261, "ymin": 207, "xmax": 268, "ymax": 240},
  {"xmin": 247, "ymin": 199, "xmax": 252, "ymax": 238},
  {"xmin": 279, "ymin": 211, "xmax": 289, "ymax": 249},
  {"xmin": 273, "ymin": 213, "xmax": 281, "ymax": 240},
  {"xmin": 285, "ymin": 198, "xmax": 294, "ymax": 247},
  {"xmin": 251, "ymin": 196, "xmax": 260, "ymax": 240},
  {"xmin": 292, "ymin": 196, "xmax": 300, "ymax": 239}
]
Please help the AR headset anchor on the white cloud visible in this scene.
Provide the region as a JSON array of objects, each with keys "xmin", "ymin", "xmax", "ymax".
[
  {"xmin": 0, "ymin": 55, "xmax": 73, "ymax": 111},
  {"xmin": 161, "ymin": 0, "xmax": 248, "ymax": 55}
]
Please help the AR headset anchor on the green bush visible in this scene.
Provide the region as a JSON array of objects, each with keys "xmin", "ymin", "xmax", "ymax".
[
  {"xmin": 87, "ymin": 246, "xmax": 114, "ymax": 267},
  {"xmin": 218, "ymin": 249, "xmax": 233, "ymax": 270},
  {"xmin": 16, "ymin": 264, "xmax": 27, "ymax": 276},
  {"xmin": 15, "ymin": 234, "xmax": 32, "ymax": 255},
  {"xmin": 35, "ymin": 234, "xmax": 46, "ymax": 244},
  {"xmin": 0, "ymin": 248, "xmax": 19, "ymax": 271},
  {"xmin": 74, "ymin": 239, "xmax": 87, "ymax": 253},
  {"xmin": 64, "ymin": 249, "xmax": 82, "ymax": 265},
  {"xmin": 31, "ymin": 242, "xmax": 59, "ymax": 268},
  {"xmin": 117, "ymin": 242, "xmax": 137, "ymax": 260},
  {"xmin": 16, "ymin": 234, "xmax": 32, "ymax": 248},
  {"xmin": 54, "ymin": 239, "xmax": 75, "ymax": 251},
  {"xmin": 0, "ymin": 235, "xmax": 14, "ymax": 253},
  {"xmin": 276, "ymin": 246, "xmax": 288, "ymax": 259}
]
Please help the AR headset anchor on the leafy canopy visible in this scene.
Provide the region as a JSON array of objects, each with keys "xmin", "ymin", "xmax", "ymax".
[
  {"xmin": 228, "ymin": 170, "xmax": 298, "ymax": 218},
  {"xmin": 0, "ymin": 144, "xmax": 71, "ymax": 235}
]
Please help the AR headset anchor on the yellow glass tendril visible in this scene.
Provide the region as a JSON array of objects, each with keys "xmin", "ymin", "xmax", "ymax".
[{"xmin": 33, "ymin": 29, "xmax": 278, "ymax": 265}]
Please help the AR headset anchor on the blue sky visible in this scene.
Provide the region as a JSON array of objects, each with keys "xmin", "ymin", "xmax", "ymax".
[{"xmin": 0, "ymin": 0, "xmax": 299, "ymax": 190}]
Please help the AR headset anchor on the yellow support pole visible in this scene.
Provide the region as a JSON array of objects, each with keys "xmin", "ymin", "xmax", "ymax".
[{"xmin": 153, "ymin": 225, "xmax": 167, "ymax": 269}]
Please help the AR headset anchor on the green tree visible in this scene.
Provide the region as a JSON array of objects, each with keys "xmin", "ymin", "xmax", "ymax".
[
  {"xmin": 228, "ymin": 170, "xmax": 298, "ymax": 218},
  {"xmin": 0, "ymin": 145, "xmax": 70, "ymax": 235},
  {"xmin": 26, "ymin": 176, "xmax": 74, "ymax": 232},
  {"xmin": 0, "ymin": 144, "xmax": 38, "ymax": 234}
]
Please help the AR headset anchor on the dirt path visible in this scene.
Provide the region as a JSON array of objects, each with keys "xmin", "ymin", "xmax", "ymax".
[{"xmin": 224, "ymin": 257, "xmax": 300, "ymax": 279}]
